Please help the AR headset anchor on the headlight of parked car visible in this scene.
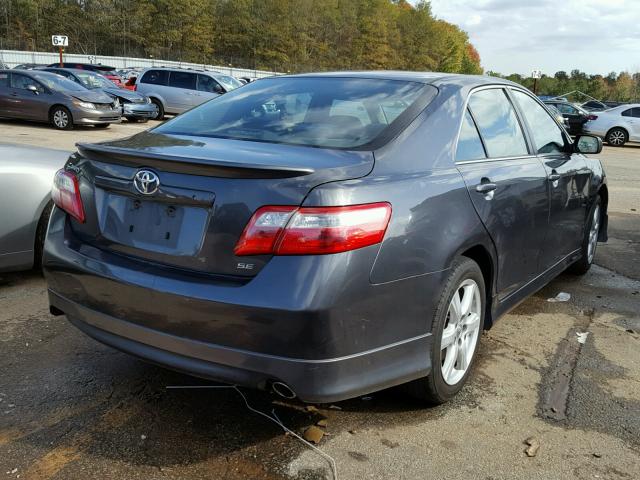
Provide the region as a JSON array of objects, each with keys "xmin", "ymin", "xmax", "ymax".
[{"xmin": 73, "ymin": 100, "xmax": 96, "ymax": 109}]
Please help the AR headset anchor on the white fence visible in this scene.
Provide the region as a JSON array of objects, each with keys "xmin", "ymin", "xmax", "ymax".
[{"xmin": 0, "ymin": 50, "xmax": 280, "ymax": 79}]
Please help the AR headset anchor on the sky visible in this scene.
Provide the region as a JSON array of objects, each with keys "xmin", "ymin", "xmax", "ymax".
[{"xmin": 426, "ymin": 0, "xmax": 640, "ymax": 76}]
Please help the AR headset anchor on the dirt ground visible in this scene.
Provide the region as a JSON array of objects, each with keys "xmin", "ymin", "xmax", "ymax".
[{"xmin": 0, "ymin": 119, "xmax": 639, "ymax": 480}]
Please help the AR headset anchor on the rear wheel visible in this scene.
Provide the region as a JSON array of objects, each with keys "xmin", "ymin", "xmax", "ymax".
[
  {"xmin": 150, "ymin": 98, "xmax": 164, "ymax": 120},
  {"xmin": 404, "ymin": 257, "xmax": 485, "ymax": 404},
  {"xmin": 50, "ymin": 106, "xmax": 73, "ymax": 130},
  {"xmin": 606, "ymin": 128, "xmax": 627, "ymax": 147},
  {"xmin": 568, "ymin": 196, "xmax": 601, "ymax": 275}
]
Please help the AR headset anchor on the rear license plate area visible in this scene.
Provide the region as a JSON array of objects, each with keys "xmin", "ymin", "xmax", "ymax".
[{"xmin": 96, "ymin": 191, "xmax": 210, "ymax": 256}]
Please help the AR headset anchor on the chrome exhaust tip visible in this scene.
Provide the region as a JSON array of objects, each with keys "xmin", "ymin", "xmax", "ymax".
[{"xmin": 271, "ymin": 381, "xmax": 297, "ymax": 399}]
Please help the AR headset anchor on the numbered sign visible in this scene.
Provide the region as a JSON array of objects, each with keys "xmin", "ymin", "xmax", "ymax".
[
  {"xmin": 531, "ymin": 70, "xmax": 542, "ymax": 79},
  {"xmin": 51, "ymin": 35, "xmax": 69, "ymax": 47}
]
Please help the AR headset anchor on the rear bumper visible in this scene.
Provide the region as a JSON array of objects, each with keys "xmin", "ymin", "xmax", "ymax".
[
  {"xmin": 49, "ymin": 290, "xmax": 432, "ymax": 403},
  {"xmin": 44, "ymin": 209, "xmax": 440, "ymax": 402}
]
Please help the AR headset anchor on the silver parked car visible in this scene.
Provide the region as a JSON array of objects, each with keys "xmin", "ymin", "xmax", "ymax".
[
  {"xmin": 134, "ymin": 67, "xmax": 243, "ymax": 119},
  {"xmin": 0, "ymin": 144, "xmax": 69, "ymax": 272},
  {"xmin": 582, "ymin": 104, "xmax": 640, "ymax": 146},
  {"xmin": 0, "ymin": 70, "xmax": 121, "ymax": 130}
]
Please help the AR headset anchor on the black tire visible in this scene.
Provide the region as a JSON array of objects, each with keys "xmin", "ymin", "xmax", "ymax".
[
  {"xmin": 50, "ymin": 106, "xmax": 73, "ymax": 130},
  {"xmin": 568, "ymin": 196, "xmax": 602, "ymax": 275},
  {"xmin": 150, "ymin": 98, "xmax": 164, "ymax": 120},
  {"xmin": 94, "ymin": 123, "xmax": 110, "ymax": 129},
  {"xmin": 606, "ymin": 127, "xmax": 627, "ymax": 147},
  {"xmin": 33, "ymin": 202, "xmax": 53, "ymax": 271},
  {"xmin": 404, "ymin": 257, "xmax": 486, "ymax": 404}
]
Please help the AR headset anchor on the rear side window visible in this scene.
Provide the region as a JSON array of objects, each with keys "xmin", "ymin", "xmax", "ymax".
[
  {"xmin": 154, "ymin": 77, "xmax": 436, "ymax": 149},
  {"xmin": 140, "ymin": 70, "xmax": 168, "ymax": 86},
  {"xmin": 620, "ymin": 108, "xmax": 640, "ymax": 118},
  {"xmin": 456, "ymin": 109, "xmax": 486, "ymax": 162},
  {"xmin": 468, "ymin": 89, "xmax": 528, "ymax": 158},
  {"xmin": 512, "ymin": 90, "xmax": 565, "ymax": 154},
  {"xmin": 169, "ymin": 71, "xmax": 196, "ymax": 90}
]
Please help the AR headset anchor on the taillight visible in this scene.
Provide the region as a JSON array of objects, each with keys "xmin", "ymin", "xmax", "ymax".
[
  {"xmin": 588, "ymin": 114, "xmax": 598, "ymax": 120},
  {"xmin": 51, "ymin": 169, "xmax": 85, "ymax": 223},
  {"xmin": 234, "ymin": 203, "xmax": 391, "ymax": 256}
]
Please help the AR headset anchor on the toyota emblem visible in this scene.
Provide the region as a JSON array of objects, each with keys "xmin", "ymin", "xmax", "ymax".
[{"xmin": 133, "ymin": 169, "xmax": 160, "ymax": 195}]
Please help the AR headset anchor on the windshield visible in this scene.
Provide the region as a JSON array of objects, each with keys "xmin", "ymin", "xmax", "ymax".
[
  {"xmin": 31, "ymin": 72, "xmax": 87, "ymax": 92},
  {"xmin": 75, "ymin": 71, "xmax": 114, "ymax": 89},
  {"xmin": 155, "ymin": 77, "xmax": 433, "ymax": 149},
  {"xmin": 216, "ymin": 75, "xmax": 243, "ymax": 91}
]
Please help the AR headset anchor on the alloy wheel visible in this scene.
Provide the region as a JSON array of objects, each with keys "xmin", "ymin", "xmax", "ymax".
[
  {"xmin": 53, "ymin": 110, "xmax": 69, "ymax": 129},
  {"xmin": 440, "ymin": 279, "xmax": 482, "ymax": 385},
  {"xmin": 609, "ymin": 130, "xmax": 625, "ymax": 145},
  {"xmin": 587, "ymin": 204, "xmax": 601, "ymax": 264}
]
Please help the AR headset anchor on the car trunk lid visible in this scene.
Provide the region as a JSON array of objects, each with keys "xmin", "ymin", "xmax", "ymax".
[{"xmin": 68, "ymin": 132, "xmax": 373, "ymax": 277}]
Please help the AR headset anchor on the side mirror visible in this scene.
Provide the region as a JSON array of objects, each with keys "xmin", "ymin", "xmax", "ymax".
[
  {"xmin": 214, "ymin": 84, "xmax": 225, "ymax": 94},
  {"xmin": 575, "ymin": 135, "xmax": 603, "ymax": 154},
  {"xmin": 27, "ymin": 84, "xmax": 39, "ymax": 94}
]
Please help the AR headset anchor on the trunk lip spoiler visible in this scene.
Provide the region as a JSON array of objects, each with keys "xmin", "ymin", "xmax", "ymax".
[{"xmin": 76, "ymin": 142, "xmax": 316, "ymax": 178}]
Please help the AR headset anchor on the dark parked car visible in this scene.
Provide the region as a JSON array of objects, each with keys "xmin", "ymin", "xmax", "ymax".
[
  {"xmin": 42, "ymin": 68, "xmax": 157, "ymax": 122},
  {"xmin": 47, "ymin": 62, "xmax": 123, "ymax": 87},
  {"xmin": 44, "ymin": 72, "xmax": 608, "ymax": 404},
  {"xmin": 13, "ymin": 63, "xmax": 46, "ymax": 70},
  {"xmin": 544, "ymin": 100, "xmax": 596, "ymax": 135},
  {"xmin": 0, "ymin": 70, "xmax": 121, "ymax": 129},
  {"xmin": 581, "ymin": 100, "xmax": 608, "ymax": 112}
]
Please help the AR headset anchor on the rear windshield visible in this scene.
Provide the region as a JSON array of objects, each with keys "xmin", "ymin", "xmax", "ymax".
[{"xmin": 154, "ymin": 77, "xmax": 435, "ymax": 149}]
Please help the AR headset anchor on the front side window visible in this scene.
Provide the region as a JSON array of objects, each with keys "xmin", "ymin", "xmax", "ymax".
[
  {"xmin": 169, "ymin": 71, "xmax": 196, "ymax": 90},
  {"xmin": 0, "ymin": 72, "xmax": 9, "ymax": 88},
  {"xmin": 468, "ymin": 88, "xmax": 528, "ymax": 158},
  {"xmin": 11, "ymin": 73, "xmax": 35, "ymax": 90},
  {"xmin": 456, "ymin": 109, "xmax": 486, "ymax": 162},
  {"xmin": 141, "ymin": 70, "xmax": 168, "ymax": 86},
  {"xmin": 197, "ymin": 74, "xmax": 221, "ymax": 93},
  {"xmin": 512, "ymin": 90, "xmax": 565, "ymax": 154},
  {"xmin": 155, "ymin": 77, "xmax": 435, "ymax": 149}
]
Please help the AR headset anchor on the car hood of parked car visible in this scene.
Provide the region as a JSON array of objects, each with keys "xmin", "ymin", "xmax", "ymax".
[
  {"xmin": 67, "ymin": 90, "xmax": 115, "ymax": 104},
  {"xmin": 100, "ymin": 86, "xmax": 145, "ymax": 101}
]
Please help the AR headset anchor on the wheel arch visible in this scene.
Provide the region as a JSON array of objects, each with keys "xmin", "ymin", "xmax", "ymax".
[
  {"xmin": 606, "ymin": 125, "xmax": 628, "ymax": 141},
  {"xmin": 460, "ymin": 244, "xmax": 496, "ymax": 329},
  {"xmin": 48, "ymin": 103, "xmax": 72, "ymax": 121}
]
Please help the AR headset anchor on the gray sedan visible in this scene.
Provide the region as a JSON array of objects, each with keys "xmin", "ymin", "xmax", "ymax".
[
  {"xmin": 42, "ymin": 68, "xmax": 157, "ymax": 122},
  {"xmin": 0, "ymin": 70, "xmax": 121, "ymax": 129},
  {"xmin": 0, "ymin": 144, "xmax": 69, "ymax": 272}
]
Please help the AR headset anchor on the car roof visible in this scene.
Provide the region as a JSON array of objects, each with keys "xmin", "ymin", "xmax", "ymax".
[
  {"xmin": 141, "ymin": 66, "xmax": 222, "ymax": 75},
  {"xmin": 3, "ymin": 69, "xmax": 59, "ymax": 78},
  {"xmin": 285, "ymin": 71, "xmax": 520, "ymax": 88}
]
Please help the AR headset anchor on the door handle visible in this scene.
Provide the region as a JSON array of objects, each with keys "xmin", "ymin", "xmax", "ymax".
[{"xmin": 475, "ymin": 183, "xmax": 497, "ymax": 193}]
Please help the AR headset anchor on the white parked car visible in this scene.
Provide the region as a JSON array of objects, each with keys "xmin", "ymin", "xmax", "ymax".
[{"xmin": 582, "ymin": 104, "xmax": 640, "ymax": 147}]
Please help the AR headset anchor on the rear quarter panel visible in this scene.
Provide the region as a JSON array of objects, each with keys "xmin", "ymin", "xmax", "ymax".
[{"xmin": 0, "ymin": 145, "xmax": 68, "ymax": 270}]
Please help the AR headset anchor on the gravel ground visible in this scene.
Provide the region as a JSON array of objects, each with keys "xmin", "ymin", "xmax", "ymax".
[{"xmin": 0, "ymin": 122, "xmax": 638, "ymax": 480}]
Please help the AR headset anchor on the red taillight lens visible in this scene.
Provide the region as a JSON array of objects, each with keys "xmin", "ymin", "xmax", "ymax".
[
  {"xmin": 235, "ymin": 203, "xmax": 391, "ymax": 256},
  {"xmin": 588, "ymin": 114, "xmax": 598, "ymax": 120},
  {"xmin": 51, "ymin": 169, "xmax": 85, "ymax": 223}
]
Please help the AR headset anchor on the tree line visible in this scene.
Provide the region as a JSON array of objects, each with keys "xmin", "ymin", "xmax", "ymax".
[
  {"xmin": 489, "ymin": 70, "xmax": 640, "ymax": 103},
  {"xmin": 0, "ymin": 0, "xmax": 482, "ymax": 74}
]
